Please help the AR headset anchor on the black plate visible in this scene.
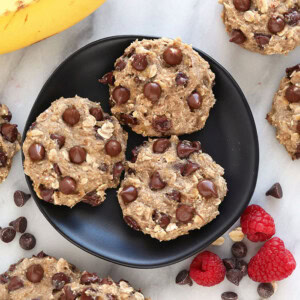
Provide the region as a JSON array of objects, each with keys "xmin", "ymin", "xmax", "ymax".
[{"xmin": 23, "ymin": 35, "xmax": 259, "ymax": 268}]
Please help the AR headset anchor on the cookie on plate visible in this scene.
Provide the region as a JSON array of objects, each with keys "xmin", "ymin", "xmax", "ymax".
[
  {"xmin": 219, "ymin": 0, "xmax": 300, "ymax": 55},
  {"xmin": 267, "ymin": 63, "xmax": 300, "ymax": 159},
  {"xmin": 102, "ymin": 37, "xmax": 216, "ymax": 137},
  {"xmin": 23, "ymin": 96, "xmax": 128, "ymax": 208},
  {"xmin": 0, "ymin": 104, "xmax": 21, "ymax": 183},
  {"xmin": 117, "ymin": 136, "xmax": 227, "ymax": 241}
]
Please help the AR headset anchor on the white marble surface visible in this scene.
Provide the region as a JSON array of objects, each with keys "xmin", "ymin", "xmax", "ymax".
[{"xmin": 0, "ymin": 0, "xmax": 299, "ymax": 299}]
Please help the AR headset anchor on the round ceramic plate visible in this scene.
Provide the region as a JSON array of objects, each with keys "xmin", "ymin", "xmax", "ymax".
[{"xmin": 23, "ymin": 35, "xmax": 259, "ymax": 268}]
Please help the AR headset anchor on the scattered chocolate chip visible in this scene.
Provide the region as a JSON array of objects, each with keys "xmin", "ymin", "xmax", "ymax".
[
  {"xmin": 69, "ymin": 146, "xmax": 86, "ymax": 164},
  {"xmin": 59, "ymin": 177, "xmax": 76, "ymax": 195},
  {"xmin": 230, "ymin": 29, "xmax": 247, "ymax": 44},
  {"xmin": 0, "ymin": 123, "xmax": 18, "ymax": 143},
  {"xmin": 113, "ymin": 162, "xmax": 124, "ymax": 179},
  {"xmin": 26, "ymin": 264, "xmax": 44, "ymax": 283},
  {"xmin": 231, "ymin": 242, "xmax": 247, "ymax": 258},
  {"xmin": 285, "ymin": 84, "xmax": 300, "ymax": 103},
  {"xmin": 50, "ymin": 134, "xmax": 65, "ymax": 149},
  {"xmin": 223, "ymin": 258, "xmax": 237, "ymax": 271},
  {"xmin": 143, "ymin": 82, "xmax": 162, "ymax": 102},
  {"xmin": 152, "ymin": 138, "xmax": 170, "ymax": 154},
  {"xmin": 266, "ymin": 182, "xmax": 283, "ymax": 198},
  {"xmin": 152, "ymin": 210, "xmax": 170, "ymax": 229},
  {"xmin": 82, "ymin": 190, "xmax": 101, "ymax": 206},
  {"xmin": 268, "ymin": 16, "xmax": 285, "ymax": 34},
  {"xmin": 80, "ymin": 289, "xmax": 95, "ymax": 300},
  {"xmin": 0, "ymin": 105, "xmax": 12, "ymax": 122},
  {"xmin": 80, "ymin": 272, "xmax": 100, "ymax": 285},
  {"xmin": 60, "ymin": 286, "xmax": 78, "ymax": 300},
  {"xmin": 124, "ymin": 216, "xmax": 141, "ymax": 231},
  {"xmin": 175, "ymin": 72, "xmax": 189, "ymax": 86},
  {"xmin": 19, "ymin": 233, "xmax": 36, "ymax": 250},
  {"xmin": 163, "ymin": 47, "xmax": 183, "ymax": 66},
  {"xmin": 36, "ymin": 251, "xmax": 48, "ymax": 258},
  {"xmin": 149, "ymin": 171, "xmax": 167, "ymax": 190},
  {"xmin": 180, "ymin": 160, "xmax": 200, "ymax": 176},
  {"xmin": 257, "ymin": 282, "xmax": 274, "ymax": 298},
  {"xmin": 226, "ymin": 269, "xmax": 243, "ymax": 286},
  {"xmin": 176, "ymin": 140, "xmax": 201, "ymax": 158},
  {"xmin": 254, "ymin": 33, "xmax": 271, "ymax": 46},
  {"xmin": 28, "ymin": 143, "xmax": 45, "ymax": 162},
  {"xmin": 152, "ymin": 115, "xmax": 172, "ymax": 133},
  {"xmin": 62, "ymin": 107, "xmax": 80, "ymax": 126},
  {"xmin": 286, "ymin": 64, "xmax": 300, "ymax": 78},
  {"xmin": 53, "ymin": 163, "xmax": 62, "ymax": 176},
  {"xmin": 100, "ymin": 278, "xmax": 113, "ymax": 285},
  {"xmin": 105, "ymin": 140, "xmax": 122, "ymax": 157},
  {"xmin": 120, "ymin": 113, "xmax": 137, "ymax": 126},
  {"xmin": 29, "ymin": 122, "xmax": 37, "ymax": 130},
  {"xmin": 120, "ymin": 186, "xmax": 138, "ymax": 204},
  {"xmin": 284, "ymin": 7, "xmax": 300, "ymax": 26},
  {"xmin": 39, "ymin": 186, "xmax": 54, "ymax": 202},
  {"xmin": 132, "ymin": 54, "xmax": 148, "ymax": 71},
  {"xmin": 176, "ymin": 205, "xmax": 195, "ymax": 223},
  {"xmin": 233, "ymin": 0, "xmax": 250, "ymax": 11},
  {"xmin": 89, "ymin": 107, "xmax": 103, "ymax": 121},
  {"xmin": 115, "ymin": 59, "xmax": 126, "ymax": 71},
  {"xmin": 221, "ymin": 291, "xmax": 238, "ymax": 300},
  {"xmin": 197, "ymin": 180, "xmax": 218, "ymax": 198},
  {"xmin": 0, "ymin": 273, "xmax": 10, "ymax": 284},
  {"xmin": 187, "ymin": 92, "xmax": 202, "ymax": 110},
  {"xmin": 0, "ymin": 150, "xmax": 7, "ymax": 167},
  {"xmin": 9, "ymin": 217, "xmax": 27, "ymax": 233},
  {"xmin": 1, "ymin": 227, "xmax": 16, "ymax": 243},
  {"xmin": 236, "ymin": 259, "xmax": 248, "ymax": 276},
  {"xmin": 112, "ymin": 86, "xmax": 130, "ymax": 105},
  {"xmin": 52, "ymin": 273, "xmax": 70, "ymax": 291},
  {"xmin": 166, "ymin": 190, "xmax": 181, "ymax": 202},
  {"xmin": 7, "ymin": 276, "xmax": 24, "ymax": 291},
  {"xmin": 131, "ymin": 146, "xmax": 140, "ymax": 163},
  {"xmin": 14, "ymin": 190, "xmax": 31, "ymax": 207},
  {"xmin": 99, "ymin": 71, "xmax": 115, "ymax": 85},
  {"xmin": 175, "ymin": 270, "xmax": 193, "ymax": 286},
  {"xmin": 127, "ymin": 168, "xmax": 135, "ymax": 175}
]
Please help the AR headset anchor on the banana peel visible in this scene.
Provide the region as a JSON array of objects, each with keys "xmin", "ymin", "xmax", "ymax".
[{"xmin": 0, "ymin": 0, "xmax": 106, "ymax": 55}]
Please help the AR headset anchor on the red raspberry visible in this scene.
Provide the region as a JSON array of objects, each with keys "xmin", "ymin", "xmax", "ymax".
[
  {"xmin": 248, "ymin": 237, "xmax": 296, "ymax": 282},
  {"xmin": 189, "ymin": 251, "xmax": 225, "ymax": 286},
  {"xmin": 240, "ymin": 204, "xmax": 275, "ymax": 242}
]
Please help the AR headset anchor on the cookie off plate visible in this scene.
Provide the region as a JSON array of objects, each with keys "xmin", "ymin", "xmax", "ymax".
[{"xmin": 22, "ymin": 35, "xmax": 259, "ymax": 268}]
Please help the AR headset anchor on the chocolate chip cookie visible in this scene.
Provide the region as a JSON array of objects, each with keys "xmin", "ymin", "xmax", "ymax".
[
  {"xmin": 219, "ymin": 0, "xmax": 300, "ymax": 55},
  {"xmin": 105, "ymin": 37, "xmax": 216, "ymax": 136},
  {"xmin": 0, "ymin": 104, "xmax": 21, "ymax": 183},
  {"xmin": 267, "ymin": 63, "xmax": 300, "ymax": 159},
  {"xmin": 117, "ymin": 136, "xmax": 227, "ymax": 241},
  {"xmin": 23, "ymin": 96, "xmax": 128, "ymax": 207}
]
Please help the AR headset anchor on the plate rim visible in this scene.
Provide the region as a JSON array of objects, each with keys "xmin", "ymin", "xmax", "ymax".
[{"xmin": 22, "ymin": 35, "xmax": 259, "ymax": 269}]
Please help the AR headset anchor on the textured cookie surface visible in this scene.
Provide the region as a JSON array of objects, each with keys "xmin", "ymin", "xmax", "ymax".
[
  {"xmin": 219, "ymin": 0, "xmax": 300, "ymax": 55},
  {"xmin": 118, "ymin": 136, "xmax": 227, "ymax": 241},
  {"xmin": 267, "ymin": 64, "xmax": 300, "ymax": 159},
  {"xmin": 0, "ymin": 104, "xmax": 21, "ymax": 183},
  {"xmin": 106, "ymin": 37, "xmax": 216, "ymax": 137},
  {"xmin": 23, "ymin": 96, "xmax": 128, "ymax": 207}
]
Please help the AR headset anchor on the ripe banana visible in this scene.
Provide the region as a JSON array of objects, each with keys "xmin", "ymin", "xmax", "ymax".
[{"xmin": 0, "ymin": 0, "xmax": 106, "ymax": 55}]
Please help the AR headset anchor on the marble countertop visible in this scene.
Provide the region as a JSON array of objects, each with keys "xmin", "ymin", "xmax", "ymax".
[{"xmin": 0, "ymin": 0, "xmax": 299, "ymax": 299}]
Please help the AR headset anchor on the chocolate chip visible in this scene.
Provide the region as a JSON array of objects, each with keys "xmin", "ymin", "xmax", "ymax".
[
  {"xmin": 0, "ymin": 105, "xmax": 12, "ymax": 122},
  {"xmin": 52, "ymin": 273, "xmax": 70, "ymax": 291},
  {"xmin": 82, "ymin": 190, "xmax": 101, "ymax": 206},
  {"xmin": 266, "ymin": 182, "xmax": 283, "ymax": 198},
  {"xmin": 69, "ymin": 146, "xmax": 86, "ymax": 164},
  {"xmin": 175, "ymin": 270, "xmax": 193, "ymax": 286},
  {"xmin": 296, "ymin": 144, "xmax": 300, "ymax": 159},
  {"xmin": 28, "ymin": 143, "xmax": 45, "ymax": 162},
  {"xmin": 80, "ymin": 272, "xmax": 100, "ymax": 285},
  {"xmin": 197, "ymin": 180, "xmax": 218, "ymax": 198},
  {"xmin": 152, "ymin": 210, "xmax": 170, "ymax": 229},
  {"xmin": 105, "ymin": 140, "xmax": 122, "ymax": 157},
  {"xmin": 115, "ymin": 59, "xmax": 126, "ymax": 71},
  {"xmin": 62, "ymin": 107, "xmax": 80, "ymax": 126},
  {"xmin": 236, "ymin": 259, "xmax": 248, "ymax": 276},
  {"xmin": 99, "ymin": 71, "xmax": 115, "ymax": 85},
  {"xmin": 50, "ymin": 134, "xmax": 65, "ymax": 149},
  {"xmin": 284, "ymin": 7, "xmax": 300, "ymax": 26},
  {"xmin": 149, "ymin": 171, "xmax": 167, "ymax": 190},
  {"xmin": 89, "ymin": 107, "xmax": 103, "ymax": 121},
  {"xmin": 233, "ymin": 0, "xmax": 251, "ymax": 11},
  {"xmin": 0, "ymin": 150, "xmax": 7, "ymax": 167},
  {"xmin": 131, "ymin": 146, "xmax": 140, "ymax": 163},
  {"xmin": 176, "ymin": 205, "xmax": 195, "ymax": 223},
  {"xmin": 9, "ymin": 217, "xmax": 27, "ymax": 233},
  {"xmin": 1, "ymin": 123, "xmax": 18, "ymax": 143},
  {"xmin": 221, "ymin": 291, "xmax": 238, "ymax": 300},
  {"xmin": 176, "ymin": 140, "xmax": 201, "ymax": 158},
  {"xmin": 163, "ymin": 47, "xmax": 183, "ymax": 65},
  {"xmin": 14, "ymin": 190, "xmax": 31, "ymax": 207},
  {"xmin": 187, "ymin": 92, "xmax": 202, "ymax": 110},
  {"xmin": 0, "ymin": 273, "xmax": 10, "ymax": 284},
  {"xmin": 98, "ymin": 163, "xmax": 108, "ymax": 173},
  {"xmin": 175, "ymin": 72, "xmax": 189, "ymax": 86},
  {"xmin": 100, "ymin": 278, "xmax": 113, "ymax": 285},
  {"xmin": 285, "ymin": 84, "xmax": 300, "ymax": 103},
  {"xmin": 1, "ymin": 227, "xmax": 16, "ymax": 243},
  {"xmin": 60, "ymin": 286, "xmax": 78, "ymax": 300},
  {"xmin": 7, "ymin": 276, "xmax": 24, "ymax": 291},
  {"xmin": 113, "ymin": 162, "xmax": 124, "ymax": 179},
  {"xmin": 257, "ymin": 283, "xmax": 274, "ymax": 298},
  {"xmin": 124, "ymin": 216, "xmax": 141, "ymax": 231},
  {"xmin": 132, "ymin": 54, "xmax": 148, "ymax": 71},
  {"xmin": 223, "ymin": 258, "xmax": 237, "ymax": 271},
  {"xmin": 120, "ymin": 186, "xmax": 138, "ymax": 204},
  {"xmin": 19, "ymin": 233, "xmax": 36, "ymax": 250},
  {"xmin": 120, "ymin": 113, "xmax": 137, "ymax": 126},
  {"xmin": 180, "ymin": 160, "xmax": 200, "ymax": 176},
  {"xmin": 153, "ymin": 138, "xmax": 171, "ymax": 153},
  {"xmin": 166, "ymin": 190, "xmax": 181, "ymax": 202},
  {"xmin": 26, "ymin": 264, "xmax": 44, "ymax": 283},
  {"xmin": 112, "ymin": 86, "xmax": 130, "ymax": 105},
  {"xmin": 230, "ymin": 29, "xmax": 247, "ymax": 44},
  {"xmin": 226, "ymin": 269, "xmax": 243, "ymax": 286},
  {"xmin": 152, "ymin": 115, "xmax": 172, "ymax": 133},
  {"xmin": 268, "ymin": 16, "xmax": 285, "ymax": 34},
  {"xmin": 254, "ymin": 33, "xmax": 271, "ymax": 46},
  {"xmin": 231, "ymin": 242, "xmax": 247, "ymax": 258},
  {"xmin": 53, "ymin": 163, "xmax": 62, "ymax": 176},
  {"xmin": 39, "ymin": 186, "xmax": 54, "ymax": 202},
  {"xmin": 143, "ymin": 82, "xmax": 162, "ymax": 102},
  {"xmin": 286, "ymin": 64, "xmax": 300, "ymax": 78},
  {"xmin": 36, "ymin": 251, "xmax": 48, "ymax": 258},
  {"xmin": 297, "ymin": 121, "xmax": 300, "ymax": 134},
  {"xmin": 59, "ymin": 177, "xmax": 76, "ymax": 195}
]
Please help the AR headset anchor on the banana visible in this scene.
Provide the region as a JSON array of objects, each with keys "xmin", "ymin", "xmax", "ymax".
[{"xmin": 0, "ymin": 0, "xmax": 106, "ymax": 55}]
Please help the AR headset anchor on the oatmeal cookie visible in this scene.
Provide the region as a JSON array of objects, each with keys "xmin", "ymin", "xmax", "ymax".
[
  {"xmin": 267, "ymin": 63, "xmax": 300, "ymax": 159},
  {"xmin": 0, "ymin": 104, "xmax": 21, "ymax": 183},
  {"xmin": 117, "ymin": 136, "xmax": 227, "ymax": 241},
  {"xmin": 102, "ymin": 37, "xmax": 216, "ymax": 137},
  {"xmin": 23, "ymin": 96, "xmax": 128, "ymax": 208},
  {"xmin": 219, "ymin": 0, "xmax": 300, "ymax": 55}
]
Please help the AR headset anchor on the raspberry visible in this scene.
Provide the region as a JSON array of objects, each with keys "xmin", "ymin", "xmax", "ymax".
[
  {"xmin": 248, "ymin": 237, "xmax": 296, "ymax": 282},
  {"xmin": 240, "ymin": 204, "xmax": 275, "ymax": 242},
  {"xmin": 189, "ymin": 251, "xmax": 225, "ymax": 286}
]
